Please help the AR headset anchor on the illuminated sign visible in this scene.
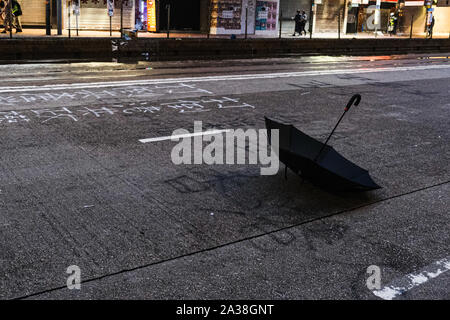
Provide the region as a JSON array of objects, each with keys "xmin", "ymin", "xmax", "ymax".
[
  {"xmin": 107, "ymin": 0, "xmax": 114, "ymax": 17},
  {"xmin": 405, "ymin": 1, "xmax": 425, "ymax": 5},
  {"xmin": 147, "ymin": 0, "xmax": 156, "ymax": 32}
]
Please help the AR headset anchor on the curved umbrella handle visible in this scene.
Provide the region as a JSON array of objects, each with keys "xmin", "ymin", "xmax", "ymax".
[
  {"xmin": 315, "ymin": 94, "xmax": 362, "ymax": 162},
  {"xmin": 344, "ymin": 94, "xmax": 361, "ymax": 112}
]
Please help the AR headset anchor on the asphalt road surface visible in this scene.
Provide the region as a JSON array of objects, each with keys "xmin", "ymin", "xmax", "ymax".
[{"xmin": 0, "ymin": 54, "xmax": 449, "ymax": 300}]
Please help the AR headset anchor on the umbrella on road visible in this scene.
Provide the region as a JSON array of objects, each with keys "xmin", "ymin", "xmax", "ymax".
[{"xmin": 265, "ymin": 94, "xmax": 381, "ymax": 191}]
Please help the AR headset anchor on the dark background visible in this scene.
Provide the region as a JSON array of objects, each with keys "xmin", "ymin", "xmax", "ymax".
[{"xmin": 159, "ymin": 0, "xmax": 201, "ymax": 31}]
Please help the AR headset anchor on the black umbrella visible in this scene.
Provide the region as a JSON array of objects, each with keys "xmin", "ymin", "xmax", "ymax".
[{"xmin": 265, "ymin": 94, "xmax": 381, "ymax": 191}]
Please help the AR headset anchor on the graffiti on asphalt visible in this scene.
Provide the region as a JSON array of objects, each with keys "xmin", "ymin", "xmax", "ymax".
[
  {"xmin": 0, "ymin": 83, "xmax": 213, "ymax": 106},
  {"xmin": 0, "ymin": 97, "xmax": 255, "ymax": 125}
]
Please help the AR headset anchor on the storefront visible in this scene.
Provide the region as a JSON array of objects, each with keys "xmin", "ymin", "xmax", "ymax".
[
  {"xmin": 312, "ymin": 0, "xmax": 400, "ymax": 35},
  {"xmin": 210, "ymin": 0, "xmax": 279, "ymax": 36},
  {"xmin": 159, "ymin": 0, "xmax": 201, "ymax": 31},
  {"xmin": 133, "ymin": 0, "xmax": 209, "ymax": 32},
  {"xmin": 138, "ymin": 0, "xmax": 280, "ymax": 36},
  {"xmin": 399, "ymin": 0, "xmax": 450, "ymax": 36},
  {"xmin": 314, "ymin": 0, "xmax": 343, "ymax": 34},
  {"xmin": 344, "ymin": 0, "xmax": 399, "ymax": 34},
  {"xmin": 12, "ymin": 0, "xmax": 135, "ymax": 30},
  {"xmin": 17, "ymin": 0, "xmax": 46, "ymax": 26},
  {"xmin": 65, "ymin": 0, "xmax": 134, "ymax": 31}
]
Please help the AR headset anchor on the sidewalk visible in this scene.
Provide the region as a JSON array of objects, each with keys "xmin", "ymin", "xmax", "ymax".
[{"xmin": 1, "ymin": 26, "xmax": 447, "ymax": 40}]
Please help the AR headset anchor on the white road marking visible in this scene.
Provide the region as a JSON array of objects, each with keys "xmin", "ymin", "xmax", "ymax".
[
  {"xmin": 372, "ymin": 256, "xmax": 450, "ymax": 300},
  {"xmin": 139, "ymin": 129, "xmax": 231, "ymax": 143},
  {"xmin": 1, "ymin": 64, "xmax": 449, "ymax": 93}
]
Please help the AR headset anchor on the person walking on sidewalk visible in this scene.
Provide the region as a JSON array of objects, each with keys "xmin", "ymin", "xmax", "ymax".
[
  {"xmin": 388, "ymin": 13, "xmax": 397, "ymax": 36},
  {"xmin": 11, "ymin": 0, "xmax": 22, "ymax": 32},
  {"xmin": 299, "ymin": 11, "xmax": 308, "ymax": 36},
  {"xmin": 1, "ymin": 0, "xmax": 22, "ymax": 34},
  {"xmin": 293, "ymin": 10, "xmax": 302, "ymax": 36},
  {"xmin": 427, "ymin": 16, "xmax": 435, "ymax": 38},
  {"xmin": 0, "ymin": 0, "xmax": 8, "ymax": 31}
]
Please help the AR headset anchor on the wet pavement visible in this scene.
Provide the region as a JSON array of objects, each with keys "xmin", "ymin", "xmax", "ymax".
[{"xmin": 0, "ymin": 54, "xmax": 448, "ymax": 299}]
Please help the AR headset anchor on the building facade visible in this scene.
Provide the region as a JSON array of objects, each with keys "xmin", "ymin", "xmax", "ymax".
[
  {"xmin": 312, "ymin": 0, "xmax": 399, "ymax": 34},
  {"xmin": 7, "ymin": 0, "xmax": 280, "ymax": 34},
  {"xmin": 399, "ymin": 0, "xmax": 450, "ymax": 36},
  {"xmin": 5, "ymin": 0, "xmax": 449, "ymax": 36}
]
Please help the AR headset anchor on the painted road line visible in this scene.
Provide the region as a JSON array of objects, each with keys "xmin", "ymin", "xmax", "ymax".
[
  {"xmin": 139, "ymin": 129, "xmax": 232, "ymax": 144},
  {"xmin": 1, "ymin": 64, "xmax": 449, "ymax": 93},
  {"xmin": 372, "ymin": 256, "xmax": 450, "ymax": 300}
]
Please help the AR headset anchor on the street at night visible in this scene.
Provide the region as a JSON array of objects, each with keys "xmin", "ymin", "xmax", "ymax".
[{"xmin": 0, "ymin": 54, "xmax": 448, "ymax": 300}]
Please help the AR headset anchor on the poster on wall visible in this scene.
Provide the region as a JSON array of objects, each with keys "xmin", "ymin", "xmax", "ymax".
[
  {"xmin": 147, "ymin": 0, "xmax": 156, "ymax": 31},
  {"xmin": 107, "ymin": 0, "xmax": 114, "ymax": 17},
  {"xmin": 255, "ymin": 1, "xmax": 277, "ymax": 31},
  {"xmin": 210, "ymin": 0, "xmax": 242, "ymax": 32},
  {"xmin": 73, "ymin": 0, "xmax": 80, "ymax": 16}
]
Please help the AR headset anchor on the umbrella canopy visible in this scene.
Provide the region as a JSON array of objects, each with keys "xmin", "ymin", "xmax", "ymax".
[{"xmin": 265, "ymin": 95, "xmax": 381, "ymax": 191}]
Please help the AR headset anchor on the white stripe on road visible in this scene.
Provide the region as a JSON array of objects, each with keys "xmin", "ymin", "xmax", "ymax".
[
  {"xmin": 1, "ymin": 64, "xmax": 449, "ymax": 93},
  {"xmin": 139, "ymin": 129, "xmax": 231, "ymax": 143},
  {"xmin": 372, "ymin": 256, "xmax": 450, "ymax": 300}
]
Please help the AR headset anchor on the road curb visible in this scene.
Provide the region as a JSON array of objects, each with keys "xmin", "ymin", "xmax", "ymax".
[{"xmin": 0, "ymin": 38, "xmax": 449, "ymax": 62}]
